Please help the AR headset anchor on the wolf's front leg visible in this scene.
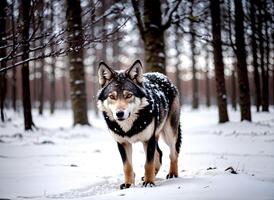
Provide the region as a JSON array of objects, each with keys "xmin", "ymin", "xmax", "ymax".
[
  {"xmin": 117, "ymin": 142, "xmax": 134, "ymax": 189},
  {"xmin": 142, "ymin": 135, "xmax": 156, "ymax": 187}
]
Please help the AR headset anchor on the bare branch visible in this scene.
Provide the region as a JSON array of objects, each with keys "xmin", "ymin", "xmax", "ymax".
[
  {"xmin": 162, "ymin": 0, "xmax": 183, "ymax": 30},
  {"xmin": 0, "ymin": 16, "xmax": 129, "ymax": 74},
  {"xmin": 0, "ymin": 43, "xmax": 20, "ymax": 62},
  {"xmin": 131, "ymin": 0, "xmax": 145, "ymax": 40},
  {"xmin": 0, "ymin": 48, "xmax": 67, "ymax": 74}
]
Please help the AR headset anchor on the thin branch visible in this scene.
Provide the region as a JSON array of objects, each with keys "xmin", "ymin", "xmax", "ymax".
[
  {"xmin": 162, "ymin": 0, "xmax": 183, "ymax": 30},
  {"xmin": 0, "ymin": 43, "xmax": 20, "ymax": 62},
  {"xmin": 177, "ymin": 22, "xmax": 212, "ymax": 43},
  {"xmin": 0, "ymin": 17, "xmax": 129, "ymax": 74},
  {"xmin": 0, "ymin": 48, "xmax": 68, "ymax": 73},
  {"xmin": 81, "ymin": 0, "xmax": 100, "ymax": 18},
  {"xmin": 131, "ymin": 0, "xmax": 145, "ymax": 40}
]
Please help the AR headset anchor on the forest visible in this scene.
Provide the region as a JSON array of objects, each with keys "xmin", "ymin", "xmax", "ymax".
[
  {"xmin": 0, "ymin": 0, "xmax": 272, "ymax": 130},
  {"xmin": 0, "ymin": 0, "xmax": 274, "ymax": 199}
]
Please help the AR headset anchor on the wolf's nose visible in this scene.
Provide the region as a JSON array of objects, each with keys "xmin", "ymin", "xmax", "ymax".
[{"xmin": 116, "ymin": 111, "xmax": 124, "ymax": 119}]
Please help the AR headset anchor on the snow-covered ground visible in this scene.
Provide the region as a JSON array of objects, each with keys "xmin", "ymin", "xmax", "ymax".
[{"xmin": 0, "ymin": 106, "xmax": 274, "ymax": 200}]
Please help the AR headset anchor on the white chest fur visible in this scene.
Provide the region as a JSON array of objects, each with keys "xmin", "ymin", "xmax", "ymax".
[{"xmin": 111, "ymin": 119, "xmax": 155, "ymax": 144}]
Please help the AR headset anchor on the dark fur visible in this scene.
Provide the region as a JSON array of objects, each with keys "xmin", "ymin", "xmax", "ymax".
[
  {"xmin": 97, "ymin": 60, "xmax": 182, "ymax": 188},
  {"xmin": 98, "ymin": 72, "xmax": 179, "ymax": 138}
]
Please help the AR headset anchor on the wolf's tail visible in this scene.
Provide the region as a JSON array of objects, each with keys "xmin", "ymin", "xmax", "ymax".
[{"xmin": 175, "ymin": 123, "xmax": 182, "ymax": 154}]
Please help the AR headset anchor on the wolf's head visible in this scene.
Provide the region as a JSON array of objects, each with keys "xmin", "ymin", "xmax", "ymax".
[{"xmin": 97, "ymin": 60, "xmax": 149, "ymax": 126}]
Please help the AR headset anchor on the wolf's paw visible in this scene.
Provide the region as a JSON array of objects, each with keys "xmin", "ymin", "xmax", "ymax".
[
  {"xmin": 166, "ymin": 173, "xmax": 178, "ymax": 179},
  {"xmin": 120, "ymin": 183, "xmax": 131, "ymax": 190},
  {"xmin": 142, "ymin": 181, "xmax": 155, "ymax": 187}
]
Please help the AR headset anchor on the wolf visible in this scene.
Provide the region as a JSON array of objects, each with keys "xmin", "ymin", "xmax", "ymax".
[{"xmin": 97, "ymin": 60, "xmax": 181, "ymax": 189}]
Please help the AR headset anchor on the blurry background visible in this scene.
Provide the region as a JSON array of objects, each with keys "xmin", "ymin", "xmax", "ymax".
[{"xmin": 0, "ymin": 0, "xmax": 273, "ymax": 129}]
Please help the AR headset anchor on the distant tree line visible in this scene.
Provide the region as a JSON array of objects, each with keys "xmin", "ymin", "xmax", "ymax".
[{"xmin": 0, "ymin": 0, "xmax": 273, "ymax": 129}]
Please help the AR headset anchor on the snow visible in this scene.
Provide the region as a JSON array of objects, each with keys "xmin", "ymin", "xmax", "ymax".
[
  {"xmin": 74, "ymin": 80, "xmax": 84, "ymax": 85},
  {"xmin": 158, "ymin": 53, "xmax": 165, "ymax": 58},
  {"xmin": 149, "ymin": 24, "xmax": 160, "ymax": 30},
  {"xmin": 1, "ymin": 107, "xmax": 274, "ymax": 199}
]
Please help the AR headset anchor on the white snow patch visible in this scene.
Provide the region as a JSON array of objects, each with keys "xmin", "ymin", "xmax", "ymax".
[
  {"xmin": 75, "ymin": 80, "xmax": 84, "ymax": 85},
  {"xmin": 0, "ymin": 107, "xmax": 274, "ymax": 199}
]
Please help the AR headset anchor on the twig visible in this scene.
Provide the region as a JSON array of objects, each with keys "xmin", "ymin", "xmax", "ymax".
[{"xmin": 162, "ymin": 0, "xmax": 183, "ymax": 30}]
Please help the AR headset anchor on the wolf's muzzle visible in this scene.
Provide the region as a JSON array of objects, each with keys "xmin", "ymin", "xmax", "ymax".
[{"xmin": 116, "ymin": 111, "xmax": 125, "ymax": 121}]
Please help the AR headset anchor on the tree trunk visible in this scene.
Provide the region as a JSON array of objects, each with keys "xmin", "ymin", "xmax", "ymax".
[
  {"xmin": 32, "ymin": 58, "xmax": 37, "ymax": 108},
  {"xmin": 19, "ymin": 0, "xmax": 34, "ymax": 129},
  {"xmin": 250, "ymin": 2, "xmax": 261, "ymax": 112},
  {"xmin": 38, "ymin": 0, "xmax": 45, "ymax": 115},
  {"xmin": 273, "ymin": 68, "xmax": 274, "ymax": 106},
  {"xmin": 0, "ymin": 0, "xmax": 7, "ymax": 122},
  {"xmin": 132, "ymin": 0, "xmax": 182, "ymax": 74},
  {"xmin": 174, "ymin": 25, "xmax": 183, "ymax": 105},
  {"xmin": 38, "ymin": 61, "xmax": 45, "ymax": 115},
  {"xmin": 92, "ymin": 60, "xmax": 98, "ymax": 115},
  {"xmin": 101, "ymin": 0, "xmax": 108, "ymax": 63},
  {"xmin": 66, "ymin": 0, "xmax": 89, "ymax": 125},
  {"xmin": 234, "ymin": 0, "xmax": 251, "ymax": 121},
  {"xmin": 209, "ymin": 0, "xmax": 229, "ymax": 123},
  {"xmin": 262, "ymin": 1, "xmax": 270, "ymax": 112},
  {"xmin": 11, "ymin": 0, "xmax": 16, "ymax": 112},
  {"xmin": 257, "ymin": 1, "xmax": 269, "ymax": 112},
  {"xmin": 31, "ymin": 10, "xmax": 37, "ymax": 109},
  {"xmin": 112, "ymin": 36, "xmax": 120, "ymax": 69},
  {"xmin": 90, "ymin": 0, "xmax": 101, "ymax": 116},
  {"xmin": 12, "ymin": 68, "xmax": 17, "ymax": 111},
  {"xmin": 62, "ymin": 69, "xmax": 67, "ymax": 109},
  {"xmin": 49, "ymin": 60, "xmax": 56, "ymax": 114},
  {"xmin": 190, "ymin": 0, "xmax": 198, "ymax": 109},
  {"xmin": 205, "ymin": 46, "xmax": 210, "ymax": 108},
  {"xmin": 112, "ymin": 6, "xmax": 120, "ymax": 69},
  {"xmin": 49, "ymin": 2, "xmax": 55, "ymax": 114},
  {"xmin": 90, "ymin": 0, "xmax": 98, "ymax": 116},
  {"xmin": 131, "ymin": 0, "xmax": 166, "ymax": 74},
  {"xmin": 231, "ymin": 67, "xmax": 237, "ymax": 111},
  {"xmin": 143, "ymin": 0, "xmax": 166, "ymax": 74}
]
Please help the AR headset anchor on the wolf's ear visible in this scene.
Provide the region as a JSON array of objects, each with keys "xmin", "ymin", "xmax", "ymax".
[
  {"xmin": 98, "ymin": 61, "xmax": 115, "ymax": 87},
  {"xmin": 126, "ymin": 60, "xmax": 143, "ymax": 84}
]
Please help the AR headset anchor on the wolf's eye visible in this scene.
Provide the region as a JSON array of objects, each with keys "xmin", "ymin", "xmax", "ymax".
[
  {"xmin": 125, "ymin": 93, "xmax": 132, "ymax": 99},
  {"xmin": 109, "ymin": 94, "xmax": 116, "ymax": 100}
]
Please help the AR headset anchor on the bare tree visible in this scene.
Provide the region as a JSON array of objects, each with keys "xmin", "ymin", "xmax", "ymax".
[
  {"xmin": 49, "ymin": 1, "xmax": 55, "ymax": 114},
  {"xmin": 19, "ymin": 0, "xmax": 35, "ymax": 129},
  {"xmin": 209, "ymin": 0, "xmax": 229, "ymax": 123},
  {"xmin": 231, "ymin": 64, "xmax": 237, "ymax": 110},
  {"xmin": 100, "ymin": 0, "xmax": 108, "ymax": 63},
  {"xmin": 66, "ymin": 0, "xmax": 89, "ymax": 125},
  {"xmin": 38, "ymin": 0, "xmax": 45, "ymax": 115},
  {"xmin": 174, "ymin": 25, "xmax": 183, "ymax": 105},
  {"xmin": 0, "ymin": 0, "xmax": 8, "ymax": 121},
  {"xmin": 234, "ymin": 0, "xmax": 251, "ymax": 121},
  {"xmin": 0, "ymin": 1, "xmax": 126, "ymax": 74},
  {"xmin": 189, "ymin": 0, "xmax": 199, "ymax": 109},
  {"xmin": 112, "ymin": 7, "xmax": 121, "ymax": 68},
  {"xmin": 61, "ymin": 66, "xmax": 68, "ymax": 109},
  {"xmin": 249, "ymin": 1, "xmax": 261, "ymax": 112},
  {"xmin": 90, "ymin": 0, "xmax": 99, "ymax": 116},
  {"xmin": 11, "ymin": 0, "xmax": 17, "ymax": 112},
  {"xmin": 131, "ymin": 0, "xmax": 182, "ymax": 73},
  {"xmin": 205, "ymin": 45, "xmax": 210, "ymax": 108},
  {"xmin": 258, "ymin": 0, "xmax": 270, "ymax": 112}
]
